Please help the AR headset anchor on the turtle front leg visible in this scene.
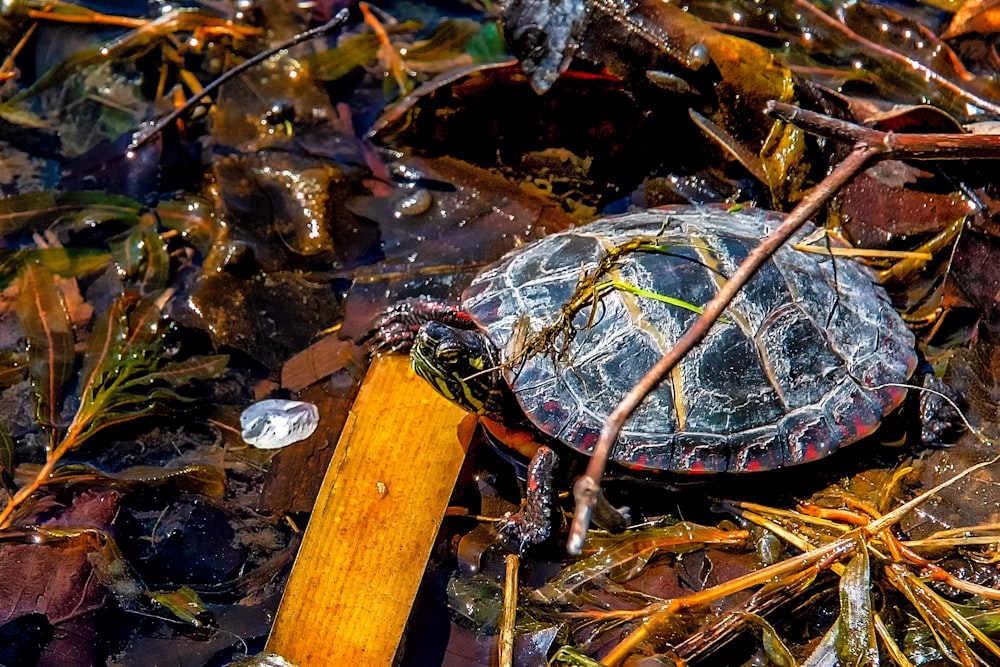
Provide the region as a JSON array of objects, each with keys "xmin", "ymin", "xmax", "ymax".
[
  {"xmin": 370, "ymin": 295, "xmax": 476, "ymax": 353},
  {"xmin": 499, "ymin": 446, "xmax": 631, "ymax": 552},
  {"xmin": 499, "ymin": 445, "xmax": 559, "ymax": 551}
]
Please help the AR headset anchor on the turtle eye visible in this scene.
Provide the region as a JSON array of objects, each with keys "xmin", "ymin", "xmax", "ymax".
[{"xmin": 436, "ymin": 344, "xmax": 462, "ymax": 365}]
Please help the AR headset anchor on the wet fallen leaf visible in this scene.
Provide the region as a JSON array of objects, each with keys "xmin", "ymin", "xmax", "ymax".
[
  {"xmin": 943, "ymin": 0, "xmax": 1000, "ymax": 38},
  {"xmin": 0, "ymin": 490, "xmax": 122, "ymax": 665}
]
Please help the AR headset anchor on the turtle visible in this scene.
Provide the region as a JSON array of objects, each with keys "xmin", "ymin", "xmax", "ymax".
[{"xmin": 374, "ymin": 205, "xmax": 919, "ymax": 540}]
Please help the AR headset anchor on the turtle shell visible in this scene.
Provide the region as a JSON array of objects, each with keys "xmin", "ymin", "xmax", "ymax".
[{"xmin": 461, "ymin": 206, "xmax": 917, "ymax": 473}]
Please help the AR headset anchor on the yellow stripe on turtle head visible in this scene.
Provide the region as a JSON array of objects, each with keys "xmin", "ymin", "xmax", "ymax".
[{"xmin": 432, "ymin": 375, "xmax": 456, "ymax": 401}]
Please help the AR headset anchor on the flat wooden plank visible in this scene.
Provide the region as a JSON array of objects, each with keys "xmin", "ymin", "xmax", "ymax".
[{"xmin": 266, "ymin": 353, "xmax": 468, "ymax": 665}]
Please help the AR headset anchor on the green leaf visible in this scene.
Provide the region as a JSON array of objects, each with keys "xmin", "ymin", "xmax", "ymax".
[
  {"xmin": 76, "ymin": 405, "xmax": 171, "ymax": 443},
  {"xmin": 306, "ymin": 20, "xmax": 422, "ymax": 81},
  {"xmin": 466, "ymin": 21, "xmax": 509, "ymax": 64},
  {"xmin": 150, "ymin": 586, "xmax": 215, "ymax": 628},
  {"xmin": 0, "ymin": 248, "xmax": 112, "ymax": 287},
  {"xmin": 0, "ymin": 191, "xmax": 143, "ymax": 236},
  {"xmin": 77, "ymin": 293, "xmax": 134, "ymax": 413},
  {"xmin": 120, "ymin": 355, "xmax": 229, "ymax": 390},
  {"xmin": 0, "ymin": 424, "xmax": 15, "ymax": 492},
  {"xmin": 836, "ymin": 545, "xmax": 876, "ymax": 667},
  {"xmin": 596, "ymin": 279, "xmax": 705, "ymax": 315},
  {"xmin": 110, "ymin": 217, "xmax": 170, "ymax": 293},
  {"xmin": 550, "ymin": 646, "xmax": 605, "ymax": 666},
  {"xmin": 403, "ymin": 19, "xmax": 481, "ymax": 64},
  {"xmin": 84, "ymin": 529, "xmax": 145, "ymax": 605},
  {"xmin": 47, "ymin": 462, "xmax": 225, "ymax": 497},
  {"xmin": 743, "ymin": 614, "xmax": 798, "ymax": 667},
  {"xmin": 0, "ymin": 102, "xmax": 49, "ymax": 129},
  {"xmin": 153, "ymin": 197, "xmax": 217, "ymax": 257},
  {"xmin": 0, "ymin": 350, "xmax": 28, "ymax": 389},
  {"xmin": 123, "ymin": 295, "xmax": 168, "ymax": 352},
  {"xmin": 761, "ymin": 120, "xmax": 810, "ymax": 204},
  {"xmin": 16, "ymin": 263, "xmax": 74, "ymax": 435},
  {"xmin": 801, "ymin": 623, "xmax": 839, "ymax": 667},
  {"xmin": 135, "ymin": 229, "xmax": 169, "ymax": 293},
  {"xmin": 62, "ymin": 291, "xmax": 227, "ymax": 451}
]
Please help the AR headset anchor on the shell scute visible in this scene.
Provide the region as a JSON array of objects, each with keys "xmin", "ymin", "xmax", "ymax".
[
  {"xmin": 568, "ymin": 326, "xmax": 676, "ymax": 434},
  {"xmin": 670, "ymin": 433, "xmax": 728, "ymax": 472},
  {"xmin": 727, "ymin": 427, "xmax": 784, "ymax": 472},
  {"xmin": 779, "ymin": 408, "xmax": 840, "ymax": 465},
  {"xmin": 758, "ymin": 304, "xmax": 847, "ymax": 410},
  {"xmin": 710, "ymin": 233, "xmax": 794, "ymax": 332},
  {"xmin": 822, "ymin": 380, "xmax": 885, "ymax": 443},
  {"xmin": 682, "ymin": 324, "xmax": 785, "ymax": 434}
]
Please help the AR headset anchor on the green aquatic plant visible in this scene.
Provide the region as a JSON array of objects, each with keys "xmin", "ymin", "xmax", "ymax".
[{"xmin": 0, "ymin": 265, "xmax": 227, "ymax": 528}]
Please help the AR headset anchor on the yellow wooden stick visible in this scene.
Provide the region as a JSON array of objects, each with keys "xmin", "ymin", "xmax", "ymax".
[{"xmin": 266, "ymin": 354, "xmax": 468, "ymax": 665}]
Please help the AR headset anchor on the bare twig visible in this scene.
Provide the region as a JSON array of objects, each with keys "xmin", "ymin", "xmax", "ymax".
[
  {"xmin": 768, "ymin": 101, "xmax": 1000, "ymax": 158},
  {"xmin": 128, "ymin": 9, "xmax": 351, "ymax": 153},
  {"xmin": 498, "ymin": 554, "xmax": 519, "ymax": 667}
]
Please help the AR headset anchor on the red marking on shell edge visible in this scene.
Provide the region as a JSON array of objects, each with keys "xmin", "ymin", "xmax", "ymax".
[
  {"xmin": 884, "ymin": 386, "xmax": 906, "ymax": 409},
  {"xmin": 803, "ymin": 443, "xmax": 821, "ymax": 462},
  {"xmin": 689, "ymin": 461, "xmax": 706, "ymax": 473},
  {"xmin": 480, "ymin": 417, "xmax": 540, "ymax": 459},
  {"xmin": 853, "ymin": 414, "xmax": 876, "ymax": 439},
  {"xmin": 744, "ymin": 460, "xmax": 764, "ymax": 473}
]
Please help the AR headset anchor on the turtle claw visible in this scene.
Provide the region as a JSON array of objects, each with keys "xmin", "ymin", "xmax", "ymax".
[
  {"xmin": 369, "ymin": 318, "xmax": 418, "ymax": 354},
  {"xmin": 593, "ymin": 498, "xmax": 630, "ymax": 533},
  {"xmin": 369, "ymin": 296, "xmax": 475, "ymax": 354}
]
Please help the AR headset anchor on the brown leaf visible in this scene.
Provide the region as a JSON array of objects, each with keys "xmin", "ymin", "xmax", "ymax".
[
  {"xmin": 0, "ymin": 490, "xmax": 122, "ymax": 665},
  {"xmin": 943, "ymin": 0, "xmax": 1000, "ymax": 38}
]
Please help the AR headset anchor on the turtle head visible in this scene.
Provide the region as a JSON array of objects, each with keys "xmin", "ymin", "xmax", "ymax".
[{"xmin": 410, "ymin": 321, "xmax": 503, "ymax": 416}]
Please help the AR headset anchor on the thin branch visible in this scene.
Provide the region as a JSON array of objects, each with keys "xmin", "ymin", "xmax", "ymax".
[
  {"xmin": 769, "ymin": 101, "xmax": 1000, "ymax": 159},
  {"xmin": 128, "ymin": 9, "xmax": 351, "ymax": 153}
]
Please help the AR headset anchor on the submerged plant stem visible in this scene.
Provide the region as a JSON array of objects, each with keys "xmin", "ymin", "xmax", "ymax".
[
  {"xmin": 599, "ymin": 454, "xmax": 1000, "ymax": 663},
  {"xmin": 0, "ymin": 412, "xmax": 92, "ymax": 528}
]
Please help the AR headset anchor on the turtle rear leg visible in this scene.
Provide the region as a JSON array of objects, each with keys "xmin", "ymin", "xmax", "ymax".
[
  {"xmin": 919, "ymin": 375, "xmax": 964, "ymax": 447},
  {"xmin": 370, "ymin": 296, "xmax": 476, "ymax": 353}
]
